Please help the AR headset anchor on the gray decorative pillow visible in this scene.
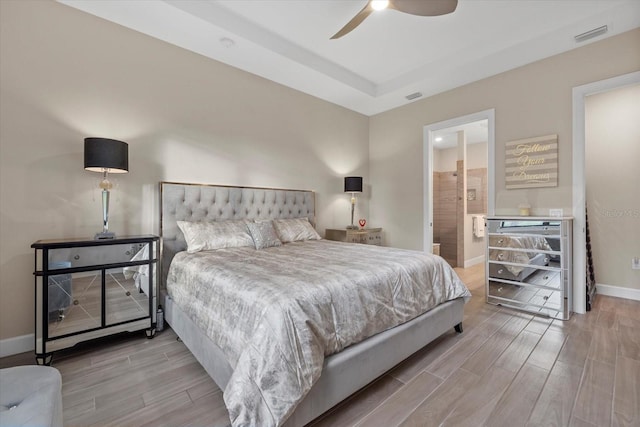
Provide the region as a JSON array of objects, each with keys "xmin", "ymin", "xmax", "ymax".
[
  {"xmin": 272, "ymin": 218, "xmax": 321, "ymax": 243},
  {"xmin": 177, "ymin": 220, "xmax": 253, "ymax": 253},
  {"xmin": 247, "ymin": 221, "xmax": 282, "ymax": 250}
]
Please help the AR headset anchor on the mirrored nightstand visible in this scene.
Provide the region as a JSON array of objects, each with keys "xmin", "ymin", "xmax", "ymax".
[
  {"xmin": 31, "ymin": 235, "xmax": 159, "ymax": 365},
  {"xmin": 325, "ymin": 228, "xmax": 383, "ymax": 246}
]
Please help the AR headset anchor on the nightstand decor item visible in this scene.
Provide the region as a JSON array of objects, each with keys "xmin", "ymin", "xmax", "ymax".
[
  {"xmin": 84, "ymin": 137, "xmax": 129, "ymax": 239},
  {"xmin": 344, "ymin": 176, "xmax": 363, "ymax": 229}
]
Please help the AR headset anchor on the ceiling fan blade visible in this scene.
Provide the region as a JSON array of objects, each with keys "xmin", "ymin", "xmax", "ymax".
[
  {"xmin": 389, "ymin": 0, "xmax": 458, "ymax": 16},
  {"xmin": 331, "ymin": 2, "xmax": 374, "ymax": 39}
]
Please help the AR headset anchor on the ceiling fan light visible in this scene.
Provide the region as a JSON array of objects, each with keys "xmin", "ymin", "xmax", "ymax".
[{"xmin": 371, "ymin": 0, "xmax": 389, "ymax": 11}]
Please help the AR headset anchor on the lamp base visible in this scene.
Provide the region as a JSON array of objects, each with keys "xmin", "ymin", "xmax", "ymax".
[
  {"xmin": 346, "ymin": 225, "xmax": 359, "ymax": 230},
  {"xmin": 95, "ymin": 231, "xmax": 116, "ymax": 240}
]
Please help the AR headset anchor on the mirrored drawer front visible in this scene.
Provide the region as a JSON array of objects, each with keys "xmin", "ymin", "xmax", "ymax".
[
  {"xmin": 488, "ymin": 281, "xmax": 564, "ymax": 319},
  {"xmin": 46, "ymin": 268, "xmax": 149, "ymax": 339},
  {"xmin": 364, "ymin": 231, "xmax": 383, "ymax": 245},
  {"xmin": 48, "ymin": 243, "xmax": 147, "ymax": 269}
]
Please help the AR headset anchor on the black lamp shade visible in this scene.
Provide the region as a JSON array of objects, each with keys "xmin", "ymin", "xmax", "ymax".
[
  {"xmin": 84, "ymin": 137, "xmax": 129, "ymax": 173},
  {"xmin": 344, "ymin": 176, "xmax": 363, "ymax": 193}
]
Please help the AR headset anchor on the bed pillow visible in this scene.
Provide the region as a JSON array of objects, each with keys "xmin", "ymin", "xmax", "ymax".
[
  {"xmin": 272, "ymin": 218, "xmax": 321, "ymax": 243},
  {"xmin": 177, "ymin": 220, "xmax": 253, "ymax": 253},
  {"xmin": 247, "ymin": 221, "xmax": 283, "ymax": 250}
]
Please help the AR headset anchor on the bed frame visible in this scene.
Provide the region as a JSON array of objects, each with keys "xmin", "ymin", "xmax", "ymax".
[{"xmin": 160, "ymin": 181, "xmax": 464, "ymax": 426}]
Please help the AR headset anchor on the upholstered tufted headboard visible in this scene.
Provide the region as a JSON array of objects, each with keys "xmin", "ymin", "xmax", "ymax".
[{"xmin": 160, "ymin": 182, "xmax": 316, "ymax": 287}]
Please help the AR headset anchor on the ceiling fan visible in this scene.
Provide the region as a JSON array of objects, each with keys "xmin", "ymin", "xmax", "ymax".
[{"xmin": 331, "ymin": 0, "xmax": 458, "ymax": 39}]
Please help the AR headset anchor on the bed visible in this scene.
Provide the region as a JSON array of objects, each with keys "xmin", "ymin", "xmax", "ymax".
[
  {"xmin": 160, "ymin": 182, "xmax": 471, "ymax": 427},
  {"xmin": 488, "ymin": 235, "xmax": 553, "ymax": 282}
]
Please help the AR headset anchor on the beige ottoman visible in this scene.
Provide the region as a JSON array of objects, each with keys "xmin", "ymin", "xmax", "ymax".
[{"xmin": 0, "ymin": 366, "xmax": 63, "ymax": 427}]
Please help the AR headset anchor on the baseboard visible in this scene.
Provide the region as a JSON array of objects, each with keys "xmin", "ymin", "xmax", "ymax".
[
  {"xmin": 464, "ymin": 255, "xmax": 485, "ymax": 268},
  {"xmin": 596, "ymin": 283, "xmax": 640, "ymax": 301},
  {"xmin": 0, "ymin": 334, "xmax": 34, "ymax": 358}
]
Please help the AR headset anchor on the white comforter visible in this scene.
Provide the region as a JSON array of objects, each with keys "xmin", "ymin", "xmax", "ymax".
[{"xmin": 167, "ymin": 239, "xmax": 470, "ymax": 426}]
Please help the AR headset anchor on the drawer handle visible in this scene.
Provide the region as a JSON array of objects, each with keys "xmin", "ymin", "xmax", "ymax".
[
  {"xmin": 126, "ymin": 250, "xmax": 131, "ymax": 256},
  {"xmin": 498, "ymin": 239, "xmax": 504, "ymax": 244},
  {"xmin": 543, "ymin": 275, "xmax": 549, "ymax": 280},
  {"xmin": 498, "ymin": 268, "xmax": 504, "ymax": 274},
  {"xmin": 74, "ymin": 255, "xmax": 80, "ymax": 260},
  {"xmin": 497, "ymin": 253, "xmax": 504, "ymax": 260}
]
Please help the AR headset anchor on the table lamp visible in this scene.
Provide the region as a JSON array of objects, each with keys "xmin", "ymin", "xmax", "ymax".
[
  {"xmin": 344, "ymin": 176, "xmax": 363, "ymax": 229},
  {"xmin": 84, "ymin": 137, "xmax": 128, "ymax": 239}
]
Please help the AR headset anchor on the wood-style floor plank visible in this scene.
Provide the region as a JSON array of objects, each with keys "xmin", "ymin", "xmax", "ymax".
[
  {"xmin": 527, "ymin": 360, "xmax": 585, "ymax": 427},
  {"xmin": 527, "ymin": 328, "xmax": 568, "ymax": 371},
  {"xmin": 485, "ymin": 363, "xmax": 549, "ymax": 427},
  {"xmin": 309, "ymin": 374, "xmax": 403, "ymax": 427},
  {"xmin": 2, "ymin": 263, "xmax": 639, "ymax": 427},
  {"xmin": 397, "ymin": 368, "xmax": 480, "ymax": 427},
  {"xmin": 616, "ymin": 315, "xmax": 640, "ymax": 361},
  {"xmin": 613, "ymin": 356, "xmax": 640, "ymax": 427},
  {"xmin": 440, "ymin": 365, "xmax": 516, "ymax": 427},
  {"xmin": 353, "ymin": 371, "xmax": 442, "ymax": 427},
  {"xmin": 572, "ymin": 358, "xmax": 615, "ymax": 426},
  {"xmin": 588, "ymin": 326, "xmax": 618, "ymax": 365}
]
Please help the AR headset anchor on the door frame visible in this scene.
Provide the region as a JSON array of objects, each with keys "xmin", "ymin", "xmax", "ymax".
[
  {"xmin": 423, "ymin": 109, "xmax": 495, "ymax": 254},
  {"xmin": 571, "ymin": 70, "xmax": 640, "ymax": 314}
]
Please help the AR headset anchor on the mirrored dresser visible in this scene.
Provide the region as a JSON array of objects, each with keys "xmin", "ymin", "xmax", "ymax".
[
  {"xmin": 486, "ymin": 217, "xmax": 573, "ymax": 320},
  {"xmin": 31, "ymin": 235, "xmax": 159, "ymax": 364}
]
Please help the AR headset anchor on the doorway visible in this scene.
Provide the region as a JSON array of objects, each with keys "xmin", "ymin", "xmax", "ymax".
[
  {"xmin": 423, "ymin": 109, "xmax": 496, "ymax": 261},
  {"xmin": 572, "ymin": 71, "xmax": 640, "ymax": 313},
  {"xmin": 431, "ymin": 122, "xmax": 488, "ymax": 267}
]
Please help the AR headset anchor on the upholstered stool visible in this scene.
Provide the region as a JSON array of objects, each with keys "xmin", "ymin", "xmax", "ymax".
[{"xmin": 0, "ymin": 366, "xmax": 63, "ymax": 427}]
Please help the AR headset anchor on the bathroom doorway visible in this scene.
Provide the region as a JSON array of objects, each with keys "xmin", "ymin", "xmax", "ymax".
[{"xmin": 423, "ymin": 109, "xmax": 495, "ymax": 266}]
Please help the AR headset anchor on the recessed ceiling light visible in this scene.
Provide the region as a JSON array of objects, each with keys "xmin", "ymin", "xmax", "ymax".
[
  {"xmin": 435, "ymin": 137, "xmax": 443, "ymax": 142},
  {"xmin": 405, "ymin": 92, "xmax": 422, "ymax": 100},
  {"xmin": 219, "ymin": 37, "xmax": 236, "ymax": 48}
]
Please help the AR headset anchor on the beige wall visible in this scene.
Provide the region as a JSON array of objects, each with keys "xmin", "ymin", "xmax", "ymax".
[
  {"xmin": 585, "ymin": 84, "xmax": 640, "ymax": 290},
  {"xmin": 0, "ymin": 1, "xmax": 369, "ymax": 341},
  {"xmin": 435, "ymin": 142, "xmax": 488, "ymax": 172},
  {"xmin": 370, "ymin": 28, "xmax": 640, "ymax": 250}
]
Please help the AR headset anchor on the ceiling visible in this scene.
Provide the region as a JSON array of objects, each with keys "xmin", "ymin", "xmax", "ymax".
[{"xmin": 59, "ymin": 0, "xmax": 640, "ymax": 116}]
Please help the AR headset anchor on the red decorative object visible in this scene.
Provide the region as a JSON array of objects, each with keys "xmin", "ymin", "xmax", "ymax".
[{"xmin": 358, "ymin": 219, "xmax": 366, "ymax": 229}]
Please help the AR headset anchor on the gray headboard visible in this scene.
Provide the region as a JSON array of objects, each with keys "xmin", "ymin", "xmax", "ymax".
[{"xmin": 160, "ymin": 181, "xmax": 316, "ymax": 287}]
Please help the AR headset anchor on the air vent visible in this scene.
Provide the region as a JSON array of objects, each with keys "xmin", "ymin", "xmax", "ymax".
[
  {"xmin": 405, "ymin": 92, "xmax": 422, "ymax": 101},
  {"xmin": 575, "ymin": 25, "xmax": 608, "ymax": 43}
]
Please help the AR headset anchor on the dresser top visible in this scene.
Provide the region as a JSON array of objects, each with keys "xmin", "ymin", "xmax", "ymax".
[
  {"xmin": 31, "ymin": 234, "xmax": 159, "ymax": 249},
  {"xmin": 326, "ymin": 228, "xmax": 382, "ymax": 232},
  {"xmin": 487, "ymin": 216, "xmax": 574, "ymax": 221}
]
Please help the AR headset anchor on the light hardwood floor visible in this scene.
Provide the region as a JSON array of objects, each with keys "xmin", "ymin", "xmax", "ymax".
[{"xmin": 2, "ymin": 263, "xmax": 638, "ymax": 426}]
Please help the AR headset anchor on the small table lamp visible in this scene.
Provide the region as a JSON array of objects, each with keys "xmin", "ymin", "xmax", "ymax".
[
  {"xmin": 84, "ymin": 137, "xmax": 128, "ymax": 239},
  {"xmin": 344, "ymin": 176, "xmax": 363, "ymax": 229}
]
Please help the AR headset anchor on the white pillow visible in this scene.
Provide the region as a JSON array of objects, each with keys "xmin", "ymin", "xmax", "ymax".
[
  {"xmin": 177, "ymin": 220, "xmax": 253, "ymax": 253},
  {"xmin": 247, "ymin": 221, "xmax": 282, "ymax": 250},
  {"xmin": 272, "ymin": 218, "xmax": 321, "ymax": 243}
]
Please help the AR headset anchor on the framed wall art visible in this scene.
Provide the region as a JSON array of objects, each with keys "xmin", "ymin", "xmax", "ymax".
[{"xmin": 505, "ymin": 134, "xmax": 558, "ymax": 189}]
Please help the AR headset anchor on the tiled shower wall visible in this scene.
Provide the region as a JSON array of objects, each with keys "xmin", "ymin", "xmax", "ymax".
[{"xmin": 434, "ymin": 167, "xmax": 487, "ymax": 267}]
